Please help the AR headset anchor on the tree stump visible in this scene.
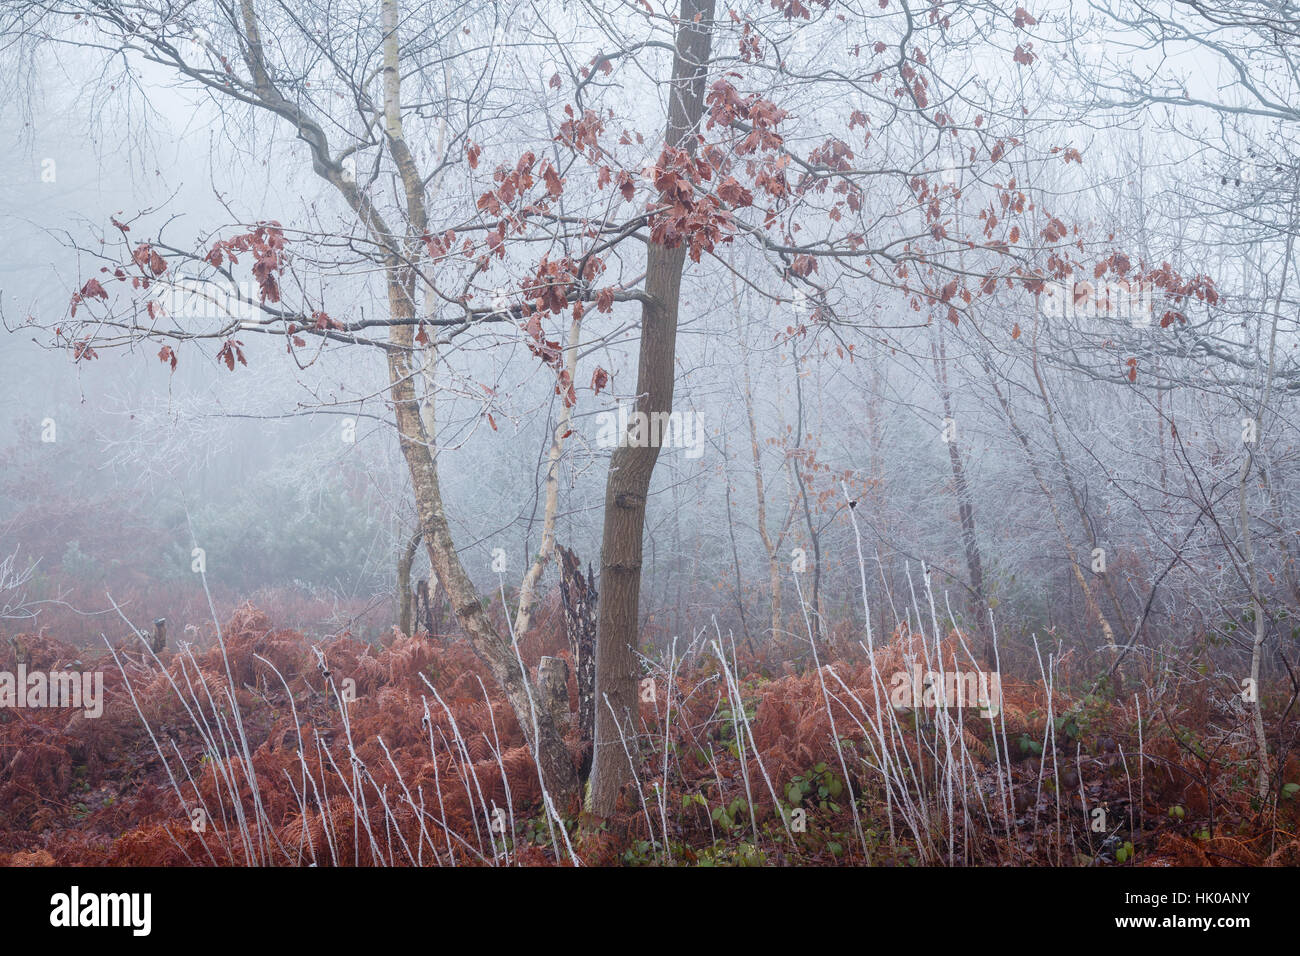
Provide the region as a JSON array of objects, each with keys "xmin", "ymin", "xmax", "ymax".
[
  {"xmin": 537, "ymin": 656, "xmax": 571, "ymax": 732},
  {"xmin": 557, "ymin": 544, "xmax": 597, "ymax": 782},
  {"xmin": 150, "ymin": 618, "xmax": 167, "ymax": 654}
]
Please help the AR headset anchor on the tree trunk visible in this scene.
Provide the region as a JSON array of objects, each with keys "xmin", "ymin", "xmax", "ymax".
[
  {"xmin": 380, "ymin": 0, "xmax": 578, "ymax": 807},
  {"xmin": 931, "ymin": 324, "xmax": 988, "ymax": 660},
  {"xmin": 515, "ymin": 311, "xmax": 583, "ymax": 636},
  {"xmin": 397, "ymin": 529, "xmax": 422, "ymax": 636},
  {"xmin": 558, "ymin": 544, "xmax": 597, "ymax": 782},
  {"xmin": 217, "ymin": 0, "xmax": 584, "ymax": 810},
  {"xmin": 981, "ymin": 350, "xmax": 1118, "ymax": 654},
  {"xmin": 537, "ymin": 656, "xmax": 571, "ymax": 732},
  {"xmin": 588, "ymin": 0, "xmax": 716, "ymax": 816},
  {"xmin": 386, "ymin": 277, "xmax": 579, "ymax": 808},
  {"xmin": 415, "ymin": 579, "xmax": 433, "ymax": 637},
  {"xmin": 790, "ymin": 347, "xmax": 823, "ymax": 643},
  {"xmin": 733, "ymin": 263, "xmax": 790, "ymax": 642},
  {"xmin": 1240, "ymin": 225, "xmax": 1289, "ymax": 801}
]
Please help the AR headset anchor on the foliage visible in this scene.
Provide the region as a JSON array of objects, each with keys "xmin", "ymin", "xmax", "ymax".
[{"xmin": 3, "ymin": 606, "xmax": 1297, "ymax": 867}]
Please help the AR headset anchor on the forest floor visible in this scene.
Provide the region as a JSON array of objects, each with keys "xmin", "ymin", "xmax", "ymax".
[{"xmin": 1, "ymin": 602, "xmax": 1297, "ymax": 866}]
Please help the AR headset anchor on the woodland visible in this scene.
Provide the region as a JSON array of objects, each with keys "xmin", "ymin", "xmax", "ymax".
[{"xmin": 0, "ymin": 0, "xmax": 1298, "ymax": 867}]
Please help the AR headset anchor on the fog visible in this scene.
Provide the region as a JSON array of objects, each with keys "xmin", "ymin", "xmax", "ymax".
[
  {"xmin": 0, "ymin": 0, "xmax": 1295, "ymax": 673},
  {"xmin": 1, "ymin": 0, "xmax": 1299, "ymax": 877}
]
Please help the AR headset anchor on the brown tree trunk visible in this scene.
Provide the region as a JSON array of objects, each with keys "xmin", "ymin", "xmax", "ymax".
[
  {"xmin": 558, "ymin": 544, "xmax": 597, "ymax": 782},
  {"xmin": 537, "ymin": 656, "xmax": 571, "ymax": 732},
  {"xmin": 587, "ymin": 0, "xmax": 716, "ymax": 816},
  {"xmin": 397, "ymin": 529, "xmax": 422, "ymax": 636},
  {"xmin": 415, "ymin": 579, "xmax": 433, "ymax": 637}
]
